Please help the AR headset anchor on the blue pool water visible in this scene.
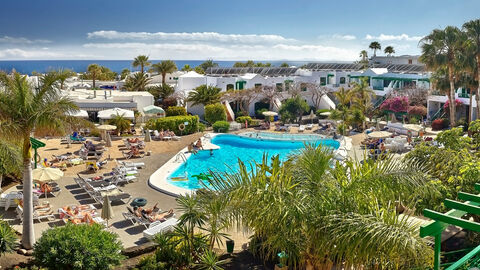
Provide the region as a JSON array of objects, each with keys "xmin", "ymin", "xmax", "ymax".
[{"xmin": 168, "ymin": 134, "xmax": 340, "ymax": 190}]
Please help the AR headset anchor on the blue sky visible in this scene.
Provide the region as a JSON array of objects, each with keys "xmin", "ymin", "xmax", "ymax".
[{"xmin": 0, "ymin": 0, "xmax": 478, "ymax": 60}]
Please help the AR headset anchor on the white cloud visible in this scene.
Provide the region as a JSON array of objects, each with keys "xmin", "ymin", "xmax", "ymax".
[
  {"xmin": 332, "ymin": 34, "xmax": 356, "ymax": 40},
  {"xmin": 0, "ymin": 36, "xmax": 51, "ymax": 44},
  {"xmin": 0, "ymin": 48, "xmax": 61, "ymax": 59},
  {"xmin": 365, "ymin": 34, "xmax": 423, "ymax": 41},
  {"xmin": 87, "ymin": 30, "xmax": 295, "ymax": 44}
]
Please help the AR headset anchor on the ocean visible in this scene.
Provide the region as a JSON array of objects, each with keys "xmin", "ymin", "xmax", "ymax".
[{"xmin": 0, "ymin": 60, "xmax": 312, "ymax": 75}]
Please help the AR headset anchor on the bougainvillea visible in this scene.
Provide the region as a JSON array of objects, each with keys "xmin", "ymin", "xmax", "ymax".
[
  {"xmin": 380, "ymin": 96, "xmax": 409, "ymax": 113},
  {"xmin": 408, "ymin": 105, "xmax": 427, "ymax": 116},
  {"xmin": 443, "ymin": 99, "xmax": 462, "ymax": 109}
]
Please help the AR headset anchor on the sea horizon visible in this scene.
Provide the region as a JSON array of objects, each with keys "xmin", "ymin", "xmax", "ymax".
[{"xmin": 0, "ymin": 59, "xmax": 346, "ymax": 75}]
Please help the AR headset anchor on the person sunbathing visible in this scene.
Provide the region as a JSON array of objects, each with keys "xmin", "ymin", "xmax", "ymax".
[
  {"xmin": 146, "ymin": 209, "xmax": 174, "ymax": 222},
  {"xmin": 18, "ymin": 200, "xmax": 50, "ymax": 211},
  {"xmin": 195, "ymin": 139, "xmax": 203, "ymax": 150}
]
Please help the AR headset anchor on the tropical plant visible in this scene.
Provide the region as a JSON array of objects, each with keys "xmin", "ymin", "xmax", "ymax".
[
  {"xmin": 150, "ymin": 60, "xmax": 178, "ymax": 84},
  {"xmin": 350, "ymin": 77, "xmax": 374, "ymax": 129},
  {"xmin": 33, "ymin": 224, "xmax": 124, "ymax": 270},
  {"xmin": 384, "ymin": 46, "xmax": 395, "ymax": 56},
  {"xmin": 0, "ymin": 140, "xmax": 21, "ymax": 189},
  {"xmin": 369, "ymin": 41, "xmax": 381, "ymax": 56},
  {"xmin": 0, "ymin": 72, "xmax": 78, "ymax": 249},
  {"xmin": 166, "ymin": 106, "xmax": 187, "ymax": 116},
  {"xmin": 280, "ymin": 62, "xmax": 289, "ymax": 67},
  {"xmin": 188, "ymin": 85, "xmax": 222, "ymax": 106},
  {"xmin": 86, "ymin": 64, "xmax": 101, "ymax": 88},
  {"xmin": 120, "ymin": 68, "xmax": 130, "ymax": 80},
  {"xmin": 108, "ymin": 114, "xmax": 131, "ymax": 135},
  {"xmin": 463, "ymin": 19, "xmax": 480, "ymax": 119},
  {"xmin": 0, "ymin": 220, "xmax": 17, "ymax": 256},
  {"xmin": 198, "ymin": 60, "xmax": 219, "ymax": 73},
  {"xmin": 204, "ymin": 103, "xmax": 226, "ymax": 124},
  {"xmin": 132, "ymin": 55, "xmax": 151, "ymax": 74},
  {"xmin": 147, "ymin": 83, "xmax": 174, "ymax": 105},
  {"xmin": 380, "ymin": 96, "xmax": 409, "ymax": 113},
  {"xmin": 358, "ymin": 50, "xmax": 369, "ymax": 68},
  {"xmin": 55, "ymin": 69, "xmax": 75, "ymax": 89},
  {"xmin": 278, "ymin": 96, "xmax": 309, "ymax": 123},
  {"xmin": 123, "ymin": 72, "xmax": 151, "ymax": 91},
  {"xmin": 181, "ymin": 64, "xmax": 193, "ymax": 71},
  {"xmin": 196, "ymin": 249, "xmax": 228, "ymax": 270},
  {"xmin": 420, "ymin": 26, "xmax": 464, "ymax": 127},
  {"xmin": 202, "ymin": 146, "xmax": 433, "ymax": 269}
]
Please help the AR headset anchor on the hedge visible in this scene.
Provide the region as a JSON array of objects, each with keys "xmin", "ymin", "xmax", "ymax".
[
  {"xmin": 213, "ymin": 121, "xmax": 230, "ymax": 133},
  {"xmin": 146, "ymin": 115, "xmax": 199, "ymax": 135},
  {"xmin": 204, "ymin": 103, "xmax": 226, "ymax": 124},
  {"xmin": 166, "ymin": 106, "xmax": 187, "ymax": 116},
  {"xmin": 236, "ymin": 116, "xmax": 253, "ymax": 125}
]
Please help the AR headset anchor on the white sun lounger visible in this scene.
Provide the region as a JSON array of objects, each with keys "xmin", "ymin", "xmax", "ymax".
[
  {"xmin": 143, "ymin": 218, "xmax": 179, "ymax": 240},
  {"xmin": 117, "ymin": 160, "xmax": 145, "ymax": 169},
  {"xmin": 298, "ymin": 125, "xmax": 306, "ymax": 132}
]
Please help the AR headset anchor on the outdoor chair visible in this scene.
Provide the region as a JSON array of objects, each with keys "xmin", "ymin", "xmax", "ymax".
[
  {"xmin": 16, "ymin": 205, "xmax": 55, "ymax": 223},
  {"xmin": 143, "ymin": 218, "xmax": 179, "ymax": 240}
]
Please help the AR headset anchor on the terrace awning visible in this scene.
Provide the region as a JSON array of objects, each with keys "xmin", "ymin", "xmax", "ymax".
[{"xmin": 143, "ymin": 105, "xmax": 165, "ymax": 115}]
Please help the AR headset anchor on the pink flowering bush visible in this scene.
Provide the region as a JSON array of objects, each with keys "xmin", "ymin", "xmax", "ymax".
[
  {"xmin": 380, "ymin": 96, "xmax": 409, "ymax": 113},
  {"xmin": 408, "ymin": 106, "xmax": 427, "ymax": 116},
  {"xmin": 443, "ymin": 99, "xmax": 462, "ymax": 109}
]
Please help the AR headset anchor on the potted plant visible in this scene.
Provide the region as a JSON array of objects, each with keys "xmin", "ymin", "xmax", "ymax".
[{"xmin": 275, "ymin": 251, "xmax": 288, "ymax": 270}]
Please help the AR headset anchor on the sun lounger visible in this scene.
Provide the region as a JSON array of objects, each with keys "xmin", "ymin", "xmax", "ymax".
[
  {"xmin": 0, "ymin": 191, "xmax": 39, "ymax": 210},
  {"xmin": 306, "ymin": 124, "xmax": 314, "ymax": 130},
  {"xmin": 16, "ymin": 205, "xmax": 55, "ymax": 223},
  {"xmin": 143, "ymin": 218, "xmax": 179, "ymax": 240},
  {"xmin": 298, "ymin": 125, "xmax": 306, "ymax": 132},
  {"xmin": 117, "ymin": 160, "xmax": 145, "ymax": 169},
  {"xmin": 122, "ymin": 206, "xmax": 158, "ymax": 228}
]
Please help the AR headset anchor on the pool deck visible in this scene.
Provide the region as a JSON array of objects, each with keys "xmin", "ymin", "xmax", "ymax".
[{"xmin": 148, "ymin": 132, "xmax": 352, "ymax": 196}]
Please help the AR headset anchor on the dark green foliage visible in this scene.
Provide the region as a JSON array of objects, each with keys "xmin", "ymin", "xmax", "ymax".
[
  {"xmin": 255, "ymin": 108, "xmax": 268, "ymax": 119},
  {"xmin": 198, "ymin": 123, "xmax": 206, "ymax": 132},
  {"xmin": 278, "ymin": 96, "xmax": 309, "ymax": 123},
  {"xmin": 166, "ymin": 106, "xmax": 187, "ymax": 116},
  {"xmin": 235, "ymin": 116, "xmax": 253, "ymax": 125},
  {"xmin": 0, "ymin": 220, "xmax": 17, "ymax": 256},
  {"xmin": 212, "ymin": 121, "xmax": 230, "ymax": 133},
  {"xmin": 33, "ymin": 224, "xmax": 124, "ymax": 270},
  {"xmin": 204, "ymin": 103, "xmax": 226, "ymax": 124},
  {"xmin": 146, "ymin": 115, "xmax": 199, "ymax": 135},
  {"xmin": 188, "ymin": 85, "xmax": 222, "ymax": 106}
]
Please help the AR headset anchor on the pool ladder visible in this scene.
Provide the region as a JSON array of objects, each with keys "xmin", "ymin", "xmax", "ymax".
[{"xmin": 175, "ymin": 152, "xmax": 187, "ymax": 163}]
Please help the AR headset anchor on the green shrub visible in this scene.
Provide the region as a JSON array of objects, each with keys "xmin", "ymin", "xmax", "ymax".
[
  {"xmin": 235, "ymin": 111, "xmax": 248, "ymax": 117},
  {"xmin": 146, "ymin": 115, "xmax": 199, "ymax": 135},
  {"xmin": 236, "ymin": 116, "xmax": 253, "ymax": 125},
  {"xmin": 212, "ymin": 121, "xmax": 230, "ymax": 133},
  {"xmin": 255, "ymin": 108, "xmax": 268, "ymax": 119},
  {"xmin": 198, "ymin": 122, "xmax": 206, "ymax": 132},
  {"xmin": 166, "ymin": 106, "xmax": 187, "ymax": 116},
  {"xmin": 33, "ymin": 224, "xmax": 124, "ymax": 270},
  {"xmin": 0, "ymin": 220, "xmax": 17, "ymax": 256},
  {"xmin": 204, "ymin": 103, "xmax": 226, "ymax": 124},
  {"xmin": 337, "ymin": 123, "xmax": 347, "ymax": 135}
]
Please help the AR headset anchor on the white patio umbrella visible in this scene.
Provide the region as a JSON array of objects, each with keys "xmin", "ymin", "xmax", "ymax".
[
  {"xmin": 98, "ymin": 108, "xmax": 135, "ymax": 120},
  {"xmin": 262, "ymin": 111, "xmax": 278, "ymax": 117},
  {"xmin": 101, "ymin": 195, "xmax": 114, "ymax": 227},
  {"xmin": 319, "ymin": 112, "xmax": 331, "ymax": 116},
  {"xmin": 32, "ymin": 167, "xmax": 64, "ymax": 181},
  {"xmin": 368, "ymin": 131, "xmax": 393, "ymax": 139},
  {"xmin": 68, "ymin": 109, "xmax": 89, "ymax": 118}
]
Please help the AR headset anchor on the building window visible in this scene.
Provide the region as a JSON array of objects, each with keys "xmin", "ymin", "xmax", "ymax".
[
  {"xmin": 408, "ymin": 59, "xmax": 413, "ymax": 64},
  {"xmin": 320, "ymin": 77, "xmax": 326, "ymax": 86},
  {"xmin": 339, "ymin": 77, "xmax": 346, "ymax": 84},
  {"xmin": 255, "ymin": 83, "xmax": 262, "ymax": 89},
  {"xmin": 226, "ymin": 84, "xmax": 234, "ymax": 91},
  {"xmin": 276, "ymin": 83, "xmax": 283, "ymax": 92}
]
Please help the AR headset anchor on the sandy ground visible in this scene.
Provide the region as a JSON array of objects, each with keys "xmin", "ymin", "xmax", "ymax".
[{"xmin": 0, "ymin": 126, "xmax": 365, "ymax": 268}]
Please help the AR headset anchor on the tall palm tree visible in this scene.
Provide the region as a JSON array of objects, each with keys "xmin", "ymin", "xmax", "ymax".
[
  {"xmin": 369, "ymin": 41, "xmax": 381, "ymax": 57},
  {"xmin": 420, "ymin": 26, "xmax": 464, "ymax": 126},
  {"xmin": 132, "ymin": 55, "xmax": 151, "ymax": 74},
  {"xmin": 187, "ymin": 85, "xmax": 222, "ymax": 106},
  {"xmin": 120, "ymin": 68, "xmax": 130, "ymax": 80},
  {"xmin": 150, "ymin": 60, "xmax": 177, "ymax": 84},
  {"xmin": 123, "ymin": 72, "xmax": 151, "ymax": 91},
  {"xmin": 359, "ymin": 50, "xmax": 368, "ymax": 61},
  {"xmin": 203, "ymin": 147, "xmax": 433, "ymax": 269},
  {"xmin": 56, "ymin": 69, "xmax": 75, "ymax": 89},
  {"xmin": 87, "ymin": 64, "xmax": 102, "ymax": 89},
  {"xmin": 463, "ymin": 19, "xmax": 480, "ymax": 120},
  {"xmin": 181, "ymin": 64, "xmax": 193, "ymax": 72},
  {"xmin": 0, "ymin": 72, "xmax": 78, "ymax": 249},
  {"xmin": 108, "ymin": 114, "xmax": 131, "ymax": 135},
  {"xmin": 384, "ymin": 46, "xmax": 395, "ymax": 56},
  {"xmin": 351, "ymin": 77, "xmax": 374, "ymax": 129},
  {"xmin": 147, "ymin": 83, "xmax": 174, "ymax": 104}
]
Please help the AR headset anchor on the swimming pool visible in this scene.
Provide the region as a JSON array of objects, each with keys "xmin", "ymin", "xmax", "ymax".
[
  {"xmin": 167, "ymin": 134, "xmax": 340, "ymax": 190},
  {"xmin": 239, "ymin": 131, "xmax": 327, "ymax": 141}
]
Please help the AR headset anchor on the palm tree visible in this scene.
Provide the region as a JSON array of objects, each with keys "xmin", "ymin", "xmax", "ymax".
[
  {"xmin": 187, "ymin": 85, "xmax": 222, "ymax": 106},
  {"xmin": 0, "ymin": 140, "xmax": 21, "ymax": 190},
  {"xmin": 369, "ymin": 41, "xmax": 381, "ymax": 57},
  {"xmin": 181, "ymin": 64, "xmax": 193, "ymax": 72},
  {"xmin": 280, "ymin": 62, "xmax": 289, "ymax": 67},
  {"xmin": 420, "ymin": 26, "xmax": 464, "ymax": 126},
  {"xmin": 203, "ymin": 147, "xmax": 433, "ymax": 269},
  {"xmin": 150, "ymin": 60, "xmax": 177, "ymax": 84},
  {"xmin": 123, "ymin": 72, "xmax": 151, "ymax": 91},
  {"xmin": 384, "ymin": 46, "xmax": 395, "ymax": 56},
  {"xmin": 196, "ymin": 250, "xmax": 228, "ymax": 270},
  {"xmin": 120, "ymin": 68, "xmax": 130, "ymax": 80},
  {"xmin": 463, "ymin": 19, "xmax": 480, "ymax": 120},
  {"xmin": 108, "ymin": 114, "xmax": 131, "ymax": 135},
  {"xmin": 0, "ymin": 72, "xmax": 78, "ymax": 249},
  {"xmin": 147, "ymin": 83, "xmax": 174, "ymax": 105},
  {"xmin": 351, "ymin": 77, "xmax": 374, "ymax": 129},
  {"xmin": 359, "ymin": 50, "xmax": 368, "ymax": 61},
  {"xmin": 87, "ymin": 64, "xmax": 102, "ymax": 89},
  {"xmin": 198, "ymin": 60, "xmax": 219, "ymax": 73},
  {"xmin": 56, "ymin": 69, "xmax": 75, "ymax": 89},
  {"xmin": 132, "ymin": 55, "xmax": 151, "ymax": 74}
]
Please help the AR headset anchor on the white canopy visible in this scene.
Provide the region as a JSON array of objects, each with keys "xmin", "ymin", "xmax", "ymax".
[
  {"xmin": 98, "ymin": 108, "xmax": 135, "ymax": 120},
  {"xmin": 68, "ymin": 109, "xmax": 89, "ymax": 118}
]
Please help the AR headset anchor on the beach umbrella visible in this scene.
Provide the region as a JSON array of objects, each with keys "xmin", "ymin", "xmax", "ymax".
[
  {"xmin": 32, "ymin": 167, "xmax": 64, "ymax": 182},
  {"xmin": 145, "ymin": 129, "xmax": 151, "ymax": 142},
  {"xmin": 319, "ymin": 111, "xmax": 331, "ymax": 116},
  {"xmin": 262, "ymin": 111, "xmax": 278, "ymax": 117},
  {"xmin": 98, "ymin": 108, "xmax": 134, "ymax": 120},
  {"xmin": 101, "ymin": 195, "xmax": 114, "ymax": 227},
  {"xmin": 67, "ymin": 109, "xmax": 89, "ymax": 118},
  {"xmin": 105, "ymin": 132, "xmax": 112, "ymax": 147},
  {"xmin": 368, "ymin": 131, "xmax": 392, "ymax": 139}
]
